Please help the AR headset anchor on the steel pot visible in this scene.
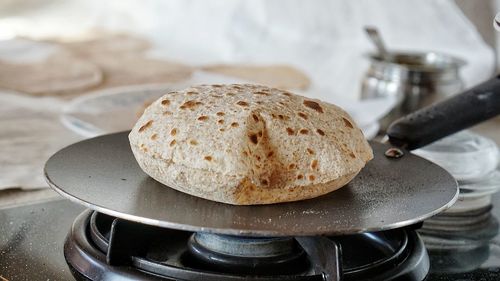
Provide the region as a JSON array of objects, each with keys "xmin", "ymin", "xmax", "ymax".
[{"xmin": 361, "ymin": 51, "xmax": 466, "ymax": 131}]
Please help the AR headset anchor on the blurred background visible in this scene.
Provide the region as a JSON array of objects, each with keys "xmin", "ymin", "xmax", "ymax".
[
  {"xmin": 3, "ymin": 2, "xmax": 500, "ymax": 280},
  {"xmin": 0, "ymin": 0, "xmax": 499, "ymax": 199}
]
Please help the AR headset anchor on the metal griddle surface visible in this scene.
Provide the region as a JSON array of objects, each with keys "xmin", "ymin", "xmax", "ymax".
[{"xmin": 44, "ymin": 132, "xmax": 458, "ymax": 236}]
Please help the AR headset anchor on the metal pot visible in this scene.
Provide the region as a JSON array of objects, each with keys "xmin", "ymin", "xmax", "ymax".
[{"xmin": 361, "ymin": 51, "xmax": 466, "ymax": 131}]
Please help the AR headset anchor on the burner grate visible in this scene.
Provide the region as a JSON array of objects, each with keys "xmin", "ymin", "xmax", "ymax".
[{"xmin": 64, "ymin": 210, "xmax": 430, "ymax": 281}]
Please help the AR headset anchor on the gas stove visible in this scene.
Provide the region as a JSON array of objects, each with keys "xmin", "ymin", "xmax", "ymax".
[
  {"xmin": 64, "ymin": 209, "xmax": 427, "ymax": 281},
  {"xmin": 0, "ymin": 197, "xmax": 499, "ymax": 280},
  {"xmin": 22, "ymin": 131, "xmax": 458, "ymax": 280},
  {"xmin": 12, "ymin": 123, "xmax": 500, "ymax": 280}
]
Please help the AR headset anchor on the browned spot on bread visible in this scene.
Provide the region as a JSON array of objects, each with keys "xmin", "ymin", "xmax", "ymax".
[
  {"xmin": 232, "ymin": 85, "xmax": 244, "ymax": 90},
  {"xmin": 260, "ymin": 179, "xmax": 269, "ymax": 185},
  {"xmin": 288, "ymin": 163, "xmax": 296, "ymax": 170},
  {"xmin": 212, "ymin": 84, "xmax": 223, "ymax": 88},
  {"xmin": 252, "ymin": 114, "xmax": 259, "ymax": 122},
  {"xmin": 216, "ymin": 112, "xmax": 225, "ymax": 116},
  {"xmin": 299, "ymin": 129, "xmax": 309, "ymax": 135},
  {"xmin": 349, "ymin": 152, "xmax": 356, "ymax": 158},
  {"xmin": 256, "ymin": 101, "xmax": 263, "ymax": 104},
  {"xmin": 267, "ymin": 151, "xmax": 274, "ymax": 157},
  {"xmin": 219, "ymin": 128, "xmax": 225, "ymax": 132},
  {"xmin": 254, "ymin": 91, "xmax": 269, "ymax": 96},
  {"xmin": 242, "ymin": 151, "xmax": 249, "ymax": 156},
  {"xmin": 231, "ymin": 122, "xmax": 239, "ymax": 128},
  {"xmin": 286, "ymin": 127, "xmax": 295, "ymax": 135},
  {"xmin": 298, "ymin": 112, "xmax": 308, "ymax": 119},
  {"xmin": 236, "ymin": 101, "xmax": 249, "ymax": 107},
  {"xmin": 343, "ymin": 117, "xmax": 354, "ymax": 128},
  {"xmin": 169, "ymin": 139, "xmax": 176, "ymax": 147},
  {"xmin": 197, "ymin": 115, "xmax": 209, "ymax": 121},
  {"xmin": 218, "ymin": 119, "xmax": 225, "ymax": 125},
  {"xmin": 163, "ymin": 111, "xmax": 173, "ymax": 116},
  {"xmin": 307, "ymin": 148, "xmax": 315, "ymax": 155},
  {"xmin": 161, "ymin": 99, "xmax": 170, "ymax": 106},
  {"xmin": 211, "ymin": 95, "xmax": 223, "ymax": 98},
  {"xmin": 189, "ymin": 139, "xmax": 198, "ymax": 145},
  {"xmin": 180, "ymin": 100, "xmax": 202, "ymax": 110},
  {"xmin": 303, "ymin": 100, "xmax": 324, "ymax": 113},
  {"xmin": 311, "ymin": 160, "xmax": 318, "ymax": 169},
  {"xmin": 271, "ymin": 113, "xmax": 277, "ymax": 119},
  {"xmin": 282, "ymin": 92, "xmax": 292, "ymax": 96},
  {"xmin": 316, "ymin": 129, "xmax": 325, "ymax": 136},
  {"xmin": 258, "ymin": 131, "xmax": 263, "ymax": 137},
  {"xmin": 227, "ymin": 93, "xmax": 236, "ymax": 96},
  {"xmin": 248, "ymin": 133, "xmax": 258, "ymax": 144},
  {"xmin": 297, "ymin": 174, "xmax": 304, "ymax": 180},
  {"xmin": 278, "ymin": 102, "xmax": 286, "ymax": 106},
  {"xmin": 309, "ymin": 175, "xmax": 316, "ymax": 181},
  {"xmin": 170, "ymin": 128, "xmax": 177, "ymax": 136},
  {"xmin": 278, "ymin": 114, "xmax": 285, "ymax": 120},
  {"xmin": 186, "ymin": 91, "xmax": 198, "ymax": 95},
  {"xmin": 138, "ymin": 120, "xmax": 153, "ymax": 132},
  {"xmin": 255, "ymin": 155, "xmax": 261, "ymax": 161},
  {"xmin": 204, "ymin": 156, "xmax": 213, "ymax": 161},
  {"xmin": 150, "ymin": 134, "xmax": 158, "ymax": 140}
]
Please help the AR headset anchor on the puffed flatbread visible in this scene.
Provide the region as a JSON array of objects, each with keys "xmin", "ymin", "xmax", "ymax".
[{"xmin": 129, "ymin": 84, "xmax": 372, "ymax": 205}]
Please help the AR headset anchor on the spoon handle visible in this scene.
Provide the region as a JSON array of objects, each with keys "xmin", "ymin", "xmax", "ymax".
[{"xmin": 365, "ymin": 26, "xmax": 388, "ymax": 59}]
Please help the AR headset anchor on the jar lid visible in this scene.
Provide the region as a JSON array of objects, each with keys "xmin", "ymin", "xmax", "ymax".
[
  {"xmin": 367, "ymin": 51, "xmax": 466, "ymax": 72},
  {"xmin": 413, "ymin": 130, "xmax": 499, "ymax": 181},
  {"xmin": 366, "ymin": 51, "xmax": 466, "ymax": 83}
]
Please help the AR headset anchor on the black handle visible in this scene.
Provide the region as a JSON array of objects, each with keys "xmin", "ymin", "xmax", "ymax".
[{"xmin": 387, "ymin": 75, "xmax": 500, "ymax": 150}]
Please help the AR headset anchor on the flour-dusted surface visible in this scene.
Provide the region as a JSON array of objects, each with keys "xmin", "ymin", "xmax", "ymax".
[
  {"xmin": 0, "ymin": 91, "xmax": 81, "ymax": 190},
  {"xmin": 129, "ymin": 84, "xmax": 373, "ymax": 205}
]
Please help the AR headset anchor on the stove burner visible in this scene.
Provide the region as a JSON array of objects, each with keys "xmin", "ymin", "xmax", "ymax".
[
  {"xmin": 64, "ymin": 210, "xmax": 430, "ymax": 281},
  {"xmin": 186, "ymin": 233, "xmax": 308, "ymax": 275},
  {"xmin": 191, "ymin": 233, "xmax": 297, "ymax": 257}
]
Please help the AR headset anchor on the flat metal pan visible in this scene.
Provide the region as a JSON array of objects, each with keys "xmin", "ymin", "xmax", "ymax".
[
  {"xmin": 44, "ymin": 76, "xmax": 500, "ymax": 237},
  {"xmin": 44, "ymin": 132, "xmax": 458, "ymax": 236}
]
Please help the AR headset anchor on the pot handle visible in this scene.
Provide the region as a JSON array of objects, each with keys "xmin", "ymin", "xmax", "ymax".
[{"xmin": 387, "ymin": 75, "xmax": 500, "ymax": 150}]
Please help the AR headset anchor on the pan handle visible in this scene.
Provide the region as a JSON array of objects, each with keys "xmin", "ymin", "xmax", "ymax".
[{"xmin": 387, "ymin": 75, "xmax": 500, "ymax": 150}]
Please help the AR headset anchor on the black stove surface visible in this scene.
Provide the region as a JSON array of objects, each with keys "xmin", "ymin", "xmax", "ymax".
[
  {"xmin": 0, "ymin": 199, "xmax": 84, "ymax": 280},
  {"xmin": 0, "ymin": 196, "xmax": 500, "ymax": 281}
]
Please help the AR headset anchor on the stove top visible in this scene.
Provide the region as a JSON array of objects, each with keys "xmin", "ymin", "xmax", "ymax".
[
  {"xmin": 0, "ymin": 196, "xmax": 500, "ymax": 281},
  {"xmin": 64, "ymin": 209, "xmax": 427, "ymax": 281}
]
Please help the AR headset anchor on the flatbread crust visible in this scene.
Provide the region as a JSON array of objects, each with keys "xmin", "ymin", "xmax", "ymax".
[
  {"xmin": 129, "ymin": 84, "xmax": 372, "ymax": 205},
  {"xmin": 85, "ymin": 54, "xmax": 193, "ymax": 88},
  {"xmin": 56, "ymin": 34, "xmax": 193, "ymax": 90},
  {"xmin": 0, "ymin": 53, "xmax": 102, "ymax": 95}
]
